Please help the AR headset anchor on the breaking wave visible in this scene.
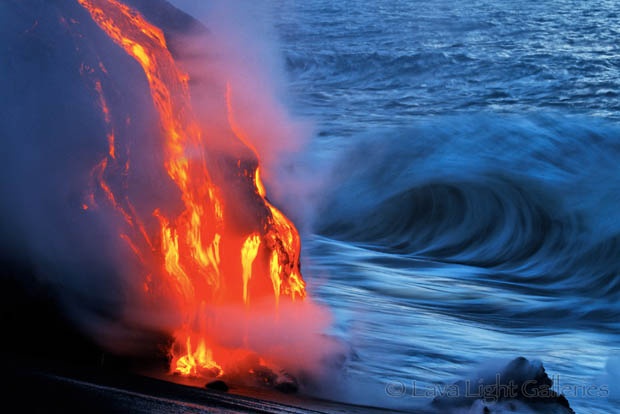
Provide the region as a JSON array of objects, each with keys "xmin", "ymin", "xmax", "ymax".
[{"xmin": 316, "ymin": 114, "xmax": 620, "ymax": 305}]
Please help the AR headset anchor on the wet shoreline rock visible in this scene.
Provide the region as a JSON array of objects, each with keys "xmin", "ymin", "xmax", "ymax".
[{"xmin": 432, "ymin": 357, "xmax": 575, "ymax": 413}]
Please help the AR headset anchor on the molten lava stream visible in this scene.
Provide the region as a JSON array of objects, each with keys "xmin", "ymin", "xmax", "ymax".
[{"xmin": 78, "ymin": 0, "xmax": 307, "ymax": 380}]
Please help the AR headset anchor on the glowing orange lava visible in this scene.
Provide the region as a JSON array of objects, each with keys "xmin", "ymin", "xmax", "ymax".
[{"xmin": 78, "ymin": 0, "xmax": 306, "ymax": 377}]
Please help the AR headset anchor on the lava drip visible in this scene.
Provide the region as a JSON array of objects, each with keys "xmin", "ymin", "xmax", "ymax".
[{"xmin": 77, "ymin": 0, "xmax": 306, "ymax": 379}]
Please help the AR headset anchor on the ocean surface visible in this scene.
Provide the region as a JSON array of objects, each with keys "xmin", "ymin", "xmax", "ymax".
[{"xmin": 266, "ymin": 1, "xmax": 620, "ymax": 413}]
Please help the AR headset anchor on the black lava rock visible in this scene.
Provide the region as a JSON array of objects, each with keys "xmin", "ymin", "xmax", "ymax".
[
  {"xmin": 432, "ymin": 357, "xmax": 575, "ymax": 413},
  {"xmin": 205, "ymin": 380, "xmax": 229, "ymax": 392}
]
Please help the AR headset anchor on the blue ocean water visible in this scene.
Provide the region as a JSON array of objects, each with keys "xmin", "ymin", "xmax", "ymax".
[{"xmin": 270, "ymin": 1, "xmax": 620, "ymax": 413}]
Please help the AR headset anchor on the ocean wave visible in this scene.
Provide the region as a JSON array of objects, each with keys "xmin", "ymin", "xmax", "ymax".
[
  {"xmin": 314, "ymin": 114, "xmax": 620, "ymax": 297},
  {"xmin": 285, "ymin": 51, "xmax": 467, "ymax": 87}
]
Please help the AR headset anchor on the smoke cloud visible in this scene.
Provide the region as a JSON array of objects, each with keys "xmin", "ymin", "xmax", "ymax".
[{"xmin": 167, "ymin": 0, "xmax": 324, "ymax": 229}]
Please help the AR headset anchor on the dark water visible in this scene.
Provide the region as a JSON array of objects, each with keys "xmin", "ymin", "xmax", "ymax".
[{"xmin": 268, "ymin": 1, "xmax": 620, "ymax": 412}]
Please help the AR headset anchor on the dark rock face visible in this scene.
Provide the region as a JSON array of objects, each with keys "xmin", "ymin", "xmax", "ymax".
[
  {"xmin": 205, "ymin": 380, "xmax": 229, "ymax": 392},
  {"xmin": 0, "ymin": 0, "xmax": 178, "ymax": 361},
  {"xmin": 432, "ymin": 357, "xmax": 575, "ymax": 413}
]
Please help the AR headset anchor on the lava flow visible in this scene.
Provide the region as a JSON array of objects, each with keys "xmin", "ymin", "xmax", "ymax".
[{"xmin": 77, "ymin": 0, "xmax": 306, "ymax": 379}]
